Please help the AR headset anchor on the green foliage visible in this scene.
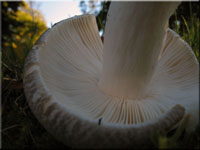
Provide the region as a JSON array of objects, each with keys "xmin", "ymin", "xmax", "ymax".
[
  {"xmin": 169, "ymin": 2, "xmax": 200, "ymax": 63},
  {"xmin": 96, "ymin": 1, "xmax": 110, "ymax": 33},
  {"xmin": 2, "ymin": 1, "xmax": 47, "ymax": 79},
  {"xmin": 184, "ymin": 16, "xmax": 199, "ymax": 61}
]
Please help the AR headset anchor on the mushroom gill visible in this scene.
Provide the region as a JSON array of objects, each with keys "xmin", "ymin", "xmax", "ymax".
[{"xmin": 23, "ymin": 2, "xmax": 199, "ymax": 148}]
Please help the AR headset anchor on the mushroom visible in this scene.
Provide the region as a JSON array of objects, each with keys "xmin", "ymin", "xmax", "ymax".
[{"xmin": 23, "ymin": 2, "xmax": 199, "ymax": 148}]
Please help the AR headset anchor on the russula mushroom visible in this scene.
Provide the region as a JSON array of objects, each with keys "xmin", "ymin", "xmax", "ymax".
[{"xmin": 23, "ymin": 2, "xmax": 199, "ymax": 148}]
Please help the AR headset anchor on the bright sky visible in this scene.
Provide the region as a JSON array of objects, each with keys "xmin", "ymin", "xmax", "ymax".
[{"xmin": 33, "ymin": 1, "xmax": 83, "ymax": 27}]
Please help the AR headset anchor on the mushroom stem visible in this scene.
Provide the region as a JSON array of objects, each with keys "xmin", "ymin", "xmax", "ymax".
[{"xmin": 99, "ymin": 2, "xmax": 180, "ymax": 99}]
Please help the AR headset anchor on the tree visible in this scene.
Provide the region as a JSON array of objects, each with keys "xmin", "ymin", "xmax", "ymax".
[
  {"xmin": 79, "ymin": 1, "xmax": 110, "ymax": 35},
  {"xmin": 2, "ymin": 1, "xmax": 47, "ymax": 80},
  {"xmin": 95, "ymin": 1, "xmax": 110, "ymax": 34}
]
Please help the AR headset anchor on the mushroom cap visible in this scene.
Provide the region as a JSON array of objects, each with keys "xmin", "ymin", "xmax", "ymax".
[{"xmin": 23, "ymin": 15, "xmax": 199, "ymax": 148}]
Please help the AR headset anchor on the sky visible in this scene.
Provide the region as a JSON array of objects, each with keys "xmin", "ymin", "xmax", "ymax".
[{"xmin": 31, "ymin": 1, "xmax": 83, "ymax": 27}]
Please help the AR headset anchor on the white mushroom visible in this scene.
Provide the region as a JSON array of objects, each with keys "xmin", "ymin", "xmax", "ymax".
[{"xmin": 23, "ymin": 2, "xmax": 199, "ymax": 148}]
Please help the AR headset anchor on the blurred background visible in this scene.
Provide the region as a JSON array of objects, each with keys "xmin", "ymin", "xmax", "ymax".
[{"xmin": 1, "ymin": 1, "xmax": 199, "ymax": 148}]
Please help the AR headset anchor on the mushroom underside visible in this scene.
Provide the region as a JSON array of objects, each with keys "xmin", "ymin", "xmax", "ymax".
[{"xmin": 23, "ymin": 15, "xmax": 199, "ymax": 148}]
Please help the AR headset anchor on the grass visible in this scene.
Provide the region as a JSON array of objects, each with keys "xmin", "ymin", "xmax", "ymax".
[
  {"xmin": 173, "ymin": 9, "xmax": 199, "ymax": 62},
  {"xmin": 1, "ymin": 52, "xmax": 68, "ymax": 148},
  {"xmin": 1, "ymin": 4, "xmax": 200, "ymax": 149}
]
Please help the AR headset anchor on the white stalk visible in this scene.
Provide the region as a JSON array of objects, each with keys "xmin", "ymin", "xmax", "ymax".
[{"xmin": 99, "ymin": 2, "xmax": 180, "ymax": 99}]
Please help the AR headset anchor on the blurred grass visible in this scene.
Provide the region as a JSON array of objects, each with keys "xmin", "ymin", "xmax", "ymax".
[
  {"xmin": 173, "ymin": 7, "xmax": 199, "ymax": 62},
  {"xmin": 1, "ymin": 2, "xmax": 200, "ymax": 149}
]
